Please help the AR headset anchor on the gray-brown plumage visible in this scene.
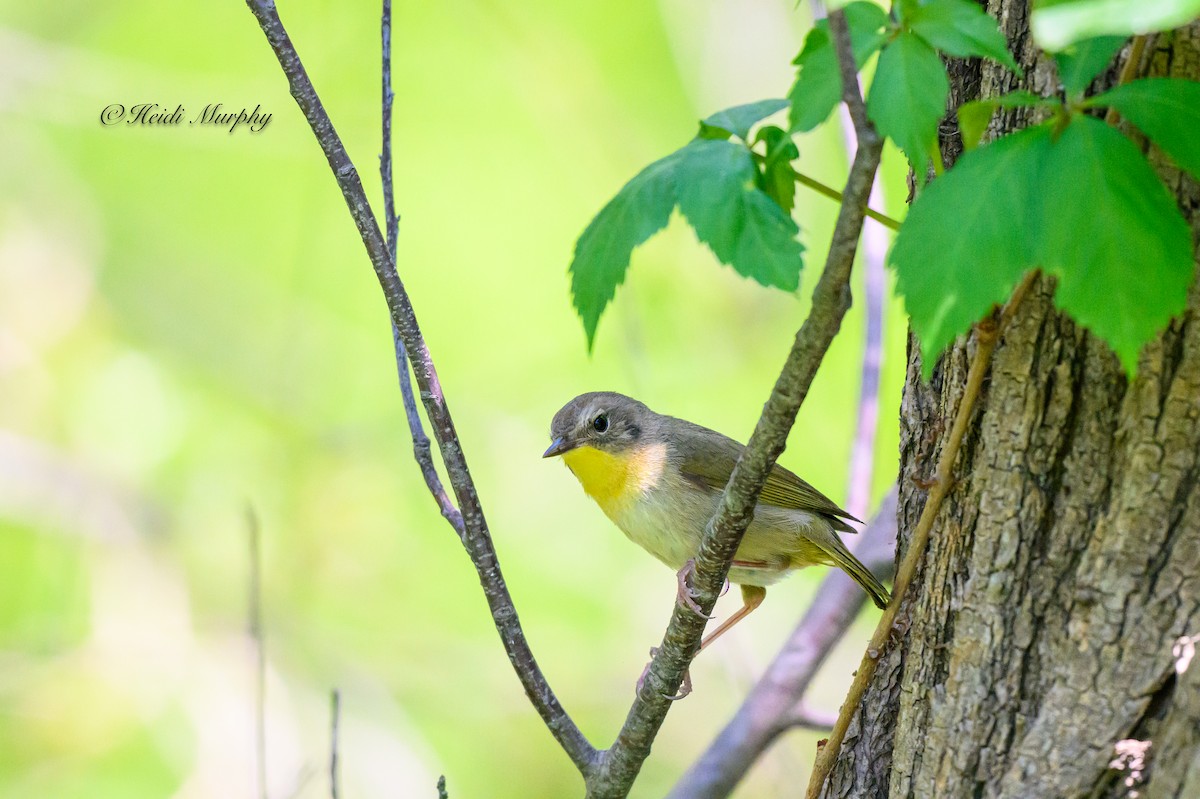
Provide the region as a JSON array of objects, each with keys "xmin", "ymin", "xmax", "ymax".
[{"xmin": 545, "ymin": 392, "xmax": 890, "ymax": 649}]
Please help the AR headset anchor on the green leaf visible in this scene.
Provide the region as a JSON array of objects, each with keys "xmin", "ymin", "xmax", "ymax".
[
  {"xmin": 1054, "ymin": 35, "xmax": 1126, "ymax": 96},
  {"xmin": 957, "ymin": 91, "xmax": 1056, "ymax": 150},
  {"xmin": 788, "ymin": 28, "xmax": 841, "ymax": 133},
  {"xmin": 569, "ymin": 151, "xmax": 681, "ymax": 348},
  {"xmin": 698, "ymin": 99, "xmax": 789, "ymax": 142},
  {"xmin": 755, "ymin": 125, "xmax": 800, "ymax": 212},
  {"xmin": 893, "ymin": 111, "xmax": 1194, "ymax": 378},
  {"xmin": 788, "ymin": 2, "xmax": 890, "ymax": 132},
  {"xmin": 895, "ymin": 0, "xmax": 921, "ymax": 22},
  {"xmin": 1033, "ymin": 0, "xmax": 1200, "ymax": 51},
  {"xmin": 889, "ymin": 126, "xmax": 1052, "ymax": 376},
  {"xmin": 1039, "ymin": 116, "xmax": 1193, "ymax": 374},
  {"xmin": 867, "ymin": 32, "xmax": 950, "ymax": 175},
  {"xmin": 675, "ymin": 139, "xmax": 804, "ymax": 291},
  {"xmin": 908, "ymin": 0, "xmax": 1021, "ymax": 73},
  {"xmin": 1087, "ymin": 78, "xmax": 1200, "ymax": 180}
]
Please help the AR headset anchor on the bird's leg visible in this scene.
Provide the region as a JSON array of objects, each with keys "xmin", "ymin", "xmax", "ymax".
[
  {"xmin": 698, "ymin": 584, "xmax": 767, "ymax": 651},
  {"xmin": 675, "ymin": 558, "xmax": 714, "ymax": 620}
]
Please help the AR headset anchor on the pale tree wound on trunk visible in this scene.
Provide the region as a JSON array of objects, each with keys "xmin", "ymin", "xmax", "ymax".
[{"xmin": 823, "ymin": 13, "xmax": 1200, "ymax": 799}]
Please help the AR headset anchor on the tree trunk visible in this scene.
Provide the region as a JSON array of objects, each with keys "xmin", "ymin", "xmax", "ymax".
[{"xmin": 823, "ymin": 12, "xmax": 1200, "ymax": 799}]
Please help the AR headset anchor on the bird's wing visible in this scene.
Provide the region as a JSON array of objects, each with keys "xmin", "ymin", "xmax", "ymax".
[{"xmin": 672, "ymin": 418, "xmax": 861, "ymax": 531}]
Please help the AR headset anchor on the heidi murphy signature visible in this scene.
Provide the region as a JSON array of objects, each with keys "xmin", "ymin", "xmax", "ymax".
[{"xmin": 100, "ymin": 103, "xmax": 272, "ymax": 133}]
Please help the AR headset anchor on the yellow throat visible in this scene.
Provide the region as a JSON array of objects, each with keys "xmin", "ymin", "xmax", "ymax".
[{"xmin": 561, "ymin": 443, "xmax": 667, "ymax": 514}]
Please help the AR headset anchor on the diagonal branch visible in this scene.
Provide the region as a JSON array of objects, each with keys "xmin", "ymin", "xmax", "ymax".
[
  {"xmin": 243, "ymin": 0, "xmax": 596, "ymax": 773},
  {"xmin": 585, "ymin": 10, "xmax": 883, "ymax": 796},
  {"xmin": 667, "ymin": 489, "xmax": 898, "ymax": 799},
  {"xmin": 379, "ymin": 1, "xmax": 461, "ymax": 533}
]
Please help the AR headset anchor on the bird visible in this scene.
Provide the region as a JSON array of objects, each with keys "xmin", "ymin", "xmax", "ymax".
[{"xmin": 544, "ymin": 391, "xmax": 889, "ymax": 651}]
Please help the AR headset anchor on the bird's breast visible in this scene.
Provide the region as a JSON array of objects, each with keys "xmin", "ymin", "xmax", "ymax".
[{"xmin": 562, "ymin": 443, "xmax": 711, "ymax": 570}]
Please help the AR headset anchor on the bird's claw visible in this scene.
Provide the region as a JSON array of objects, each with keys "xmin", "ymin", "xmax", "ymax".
[
  {"xmin": 675, "ymin": 559, "xmax": 713, "ymax": 620},
  {"xmin": 637, "ymin": 647, "xmax": 694, "ymax": 701}
]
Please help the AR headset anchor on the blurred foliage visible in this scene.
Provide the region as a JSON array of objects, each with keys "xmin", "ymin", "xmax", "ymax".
[{"xmin": 0, "ymin": 0, "xmax": 907, "ymax": 796}]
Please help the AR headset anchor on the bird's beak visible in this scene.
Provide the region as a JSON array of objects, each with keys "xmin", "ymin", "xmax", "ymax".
[{"xmin": 543, "ymin": 436, "xmax": 573, "ymax": 458}]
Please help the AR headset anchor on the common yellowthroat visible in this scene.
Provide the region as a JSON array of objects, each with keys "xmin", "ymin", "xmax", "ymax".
[{"xmin": 544, "ymin": 392, "xmax": 889, "ymax": 650}]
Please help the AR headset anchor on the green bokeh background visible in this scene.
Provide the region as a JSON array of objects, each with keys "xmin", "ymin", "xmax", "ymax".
[{"xmin": 0, "ymin": 1, "xmax": 907, "ymax": 796}]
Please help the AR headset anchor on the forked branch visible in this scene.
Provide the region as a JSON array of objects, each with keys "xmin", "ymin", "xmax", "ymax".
[{"xmin": 244, "ymin": 0, "xmax": 596, "ymax": 773}]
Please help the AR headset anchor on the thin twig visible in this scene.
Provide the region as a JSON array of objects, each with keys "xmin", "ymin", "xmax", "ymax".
[
  {"xmin": 330, "ymin": 690, "xmax": 341, "ymax": 799},
  {"xmin": 585, "ymin": 11, "xmax": 883, "ymax": 796},
  {"xmin": 378, "ymin": 0, "xmax": 462, "ymax": 532},
  {"xmin": 795, "ymin": 172, "xmax": 900, "ymax": 231},
  {"xmin": 786, "ymin": 705, "xmax": 842, "ymax": 733},
  {"xmin": 244, "ymin": 0, "xmax": 596, "ymax": 773},
  {"xmin": 282, "ymin": 763, "xmax": 318, "ymax": 799},
  {"xmin": 436, "ymin": 775, "xmax": 449, "ymax": 799},
  {"xmin": 803, "ymin": 270, "xmax": 1039, "ymax": 799},
  {"xmin": 667, "ymin": 490, "xmax": 898, "ymax": 799},
  {"xmin": 247, "ymin": 505, "xmax": 268, "ymax": 799}
]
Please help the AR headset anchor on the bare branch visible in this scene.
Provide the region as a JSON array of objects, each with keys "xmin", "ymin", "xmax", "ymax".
[
  {"xmin": 827, "ymin": 10, "xmax": 872, "ymax": 139},
  {"xmin": 378, "ymin": 0, "xmax": 462, "ymax": 533},
  {"xmin": 844, "ymin": 185, "xmax": 887, "ymax": 521},
  {"xmin": 243, "ymin": 0, "xmax": 596, "ymax": 772},
  {"xmin": 247, "ymin": 505, "xmax": 268, "ymax": 799},
  {"xmin": 586, "ymin": 10, "xmax": 884, "ymax": 795},
  {"xmin": 667, "ymin": 490, "xmax": 897, "ymax": 799},
  {"xmin": 786, "ymin": 705, "xmax": 842, "ymax": 733},
  {"xmin": 330, "ymin": 690, "xmax": 341, "ymax": 799}
]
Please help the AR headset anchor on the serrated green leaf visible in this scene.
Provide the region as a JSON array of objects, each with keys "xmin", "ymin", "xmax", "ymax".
[
  {"xmin": 1087, "ymin": 78, "xmax": 1200, "ymax": 180},
  {"xmin": 1033, "ymin": 0, "xmax": 1200, "ymax": 51},
  {"xmin": 699, "ymin": 99, "xmax": 789, "ymax": 142},
  {"xmin": 788, "ymin": 2, "xmax": 890, "ymax": 132},
  {"xmin": 788, "ymin": 28, "xmax": 841, "ymax": 133},
  {"xmin": 867, "ymin": 32, "xmax": 950, "ymax": 175},
  {"xmin": 908, "ymin": 0, "xmax": 1021, "ymax": 72},
  {"xmin": 1039, "ymin": 116, "xmax": 1193, "ymax": 374},
  {"xmin": 889, "ymin": 126, "xmax": 1052, "ymax": 376},
  {"xmin": 1054, "ymin": 35, "xmax": 1126, "ymax": 96},
  {"xmin": 675, "ymin": 139, "xmax": 804, "ymax": 291},
  {"xmin": 957, "ymin": 91, "xmax": 1056, "ymax": 150},
  {"xmin": 569, "ymin": 151, "xmax": 681, "ymax": 348}
]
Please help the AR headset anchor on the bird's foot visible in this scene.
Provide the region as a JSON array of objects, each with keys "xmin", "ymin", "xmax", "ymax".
[
  {"xmin": 675, "ymin": 559, "xmax": 713, "ymax": 620},
  {"xmin": 637, "ymin": 647, "xmax": 693, "ymax": 701}
]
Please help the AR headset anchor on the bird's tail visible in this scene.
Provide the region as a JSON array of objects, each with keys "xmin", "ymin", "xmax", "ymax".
[{"xmin": 824, "ymin": 541, "xmax": 890, "ymax": 610}]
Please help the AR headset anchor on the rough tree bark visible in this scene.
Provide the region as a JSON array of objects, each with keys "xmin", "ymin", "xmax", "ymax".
[{"xmin": 823, "ymin": 11, "xmax": 1200, "ymax": 799}]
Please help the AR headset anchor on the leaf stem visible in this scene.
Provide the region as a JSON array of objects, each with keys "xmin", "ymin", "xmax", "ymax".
[
  {"xmin": 1105, "ymin": 34, "xmax": 1151, "ymax": 125},
  {"xmin": 795, "ymin": 171, "xmax": 901, "ymax": 230}
]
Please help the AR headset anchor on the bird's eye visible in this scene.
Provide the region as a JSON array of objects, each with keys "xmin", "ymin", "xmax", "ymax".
[{"xmin": 593, "ymin": 414, "xmax": 609, "ymax": 433}]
